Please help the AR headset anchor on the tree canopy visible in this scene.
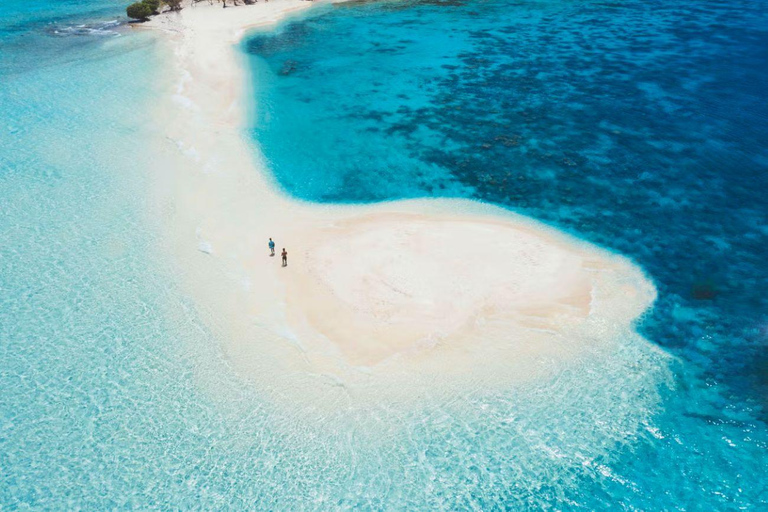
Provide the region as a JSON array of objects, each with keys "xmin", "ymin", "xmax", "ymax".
[
  {"xmin": 126, "ymin": 2, "xmax": 153, "ymax": 20},
  {"xmin": 143, "ymin": 0, "xmax": 161, "ymax": 12}
]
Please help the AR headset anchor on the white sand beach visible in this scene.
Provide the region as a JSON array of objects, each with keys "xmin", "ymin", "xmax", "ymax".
[{"xmin": 144, "ymin": 0, "xmax": 659, "ymax": 406}]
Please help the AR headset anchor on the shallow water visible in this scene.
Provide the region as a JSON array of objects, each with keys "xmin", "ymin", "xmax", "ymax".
[
  {"xmin": 244, "ymin": 0, "xmax": 768, "ymax": 507},
  {"xmin": 1, "ymin": 0, "xmax": 766, "ymax": 509}
]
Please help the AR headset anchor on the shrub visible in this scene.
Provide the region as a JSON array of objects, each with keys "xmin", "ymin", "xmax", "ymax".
[
  {"xmin": 142, "ymin": 0, "xmax": 161, "ymax": 12},
  {"xmin": 126, "ymin": 2, "xmax": 152, "ymax": 19},
  {"xmin": 165, "ymin": 0, "xmax": 183, "ymax": 10}
]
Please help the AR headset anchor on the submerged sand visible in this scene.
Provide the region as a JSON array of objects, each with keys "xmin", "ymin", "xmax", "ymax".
[{"xmin": 144, "ymin": 0, "xmax": 660, "ymax": 406}]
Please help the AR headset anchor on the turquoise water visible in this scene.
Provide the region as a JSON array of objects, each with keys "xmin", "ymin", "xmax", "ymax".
[
  {"xmin": 245, "ymin": 0, "xmax": 768, "ymax": 508},
  {"xmin": 2, "ymin": 0, "xmax": 767, "ymax": 509}
]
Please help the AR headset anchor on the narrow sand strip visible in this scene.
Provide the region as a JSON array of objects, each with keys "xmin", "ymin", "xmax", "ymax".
[{"xmin": 144, "ymin": 0, "xmax": 659, "ymax": 405}]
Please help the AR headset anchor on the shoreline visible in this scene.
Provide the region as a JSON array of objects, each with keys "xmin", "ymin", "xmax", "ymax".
[{"xmin": 142, "ymin": 0, "xmax": 664, "ymax": 407}]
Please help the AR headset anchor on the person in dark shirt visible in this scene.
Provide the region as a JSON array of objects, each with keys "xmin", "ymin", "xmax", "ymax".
[{"xmin": 281, "ymin": 248, "xmax": 288, "ymax": 267}]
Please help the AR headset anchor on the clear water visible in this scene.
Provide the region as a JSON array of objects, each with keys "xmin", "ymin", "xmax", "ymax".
[
  {"xmin": 244, "ymin": 0, "xmax": 768, "ymax": 507},
  {"xmin": 1, "ymin": 0, "xmax": 766, "ymax": 509}
]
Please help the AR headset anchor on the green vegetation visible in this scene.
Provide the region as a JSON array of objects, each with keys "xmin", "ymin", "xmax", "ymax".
[
  {"xmin": 143, "ymin": 0, "xmax": 161, "ymax": 12},
  {"xmin": 126, "ymin": 2, "xmax": 153, "ymax": 20},
  {"xmin": 126, "ymin": 0, "xmax": 183, "ymax": 21}
]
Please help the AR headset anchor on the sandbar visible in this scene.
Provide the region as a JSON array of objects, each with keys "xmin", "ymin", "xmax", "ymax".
[{"xmin": 143, "ymin": 0, "xmax": 659, "ymax": 406}]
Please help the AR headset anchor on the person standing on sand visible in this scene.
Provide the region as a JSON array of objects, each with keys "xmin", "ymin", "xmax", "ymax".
[
  {"xmin": 281, "ymin": 248, "xmax": 288, "ymax": 267},
  {"xmin": 269, "ymin": 238, "xmax": 275, "ymax": 256}
]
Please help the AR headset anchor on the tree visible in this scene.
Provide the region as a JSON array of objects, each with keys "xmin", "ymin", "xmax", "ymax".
[
  {"xmin": 142, "ymin": 0, "xmax": 161, "ymax": 12},
  {"xmin": 126, "ymin": 2, "xmax": 153, "ymax": 19},
  {"xmin": 165, "ymin": 0, "xmax": 183, "ymax": 10}
]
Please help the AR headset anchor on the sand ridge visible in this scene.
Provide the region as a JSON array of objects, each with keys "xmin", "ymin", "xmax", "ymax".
[{"xmin": 143, "ymin": 0, "xmax": 659, "ymax": 403}]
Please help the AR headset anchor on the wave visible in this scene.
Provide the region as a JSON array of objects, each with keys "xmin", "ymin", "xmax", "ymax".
[{"xmin": 46, "ymin": 19, "xmax": 124, "ymax": 38}]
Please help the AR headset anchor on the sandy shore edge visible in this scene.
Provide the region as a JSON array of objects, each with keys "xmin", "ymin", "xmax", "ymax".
[{"xmin": 141, "ymin": 0, "xmax": 662, "ymax": 406}]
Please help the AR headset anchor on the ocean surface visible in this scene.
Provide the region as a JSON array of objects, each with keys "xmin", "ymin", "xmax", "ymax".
[
  {"xmin": 246, "ymin": 0, "xmax": 768, "ymax": 506},
  {"xmin": 1, "ymin": 0, "xmax": 767, "ymax": 509}
]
